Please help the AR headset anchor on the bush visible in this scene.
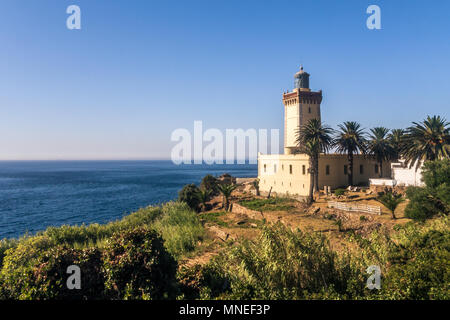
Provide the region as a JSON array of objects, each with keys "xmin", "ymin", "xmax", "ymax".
[
  {"xmin": 153, "ymin": 202, "xmax": 205, "ymax": 258},
  {"xmin": 335, "ymin": 188, "xmax": 346, "ymax": 196},
  {"xmin": 382, "ymin": 228, "xmax": 450, "ymax": 299},
  {"xmin": 102, "ymin": 226, "xmax": 178, "ymax": 300},
  {"xmin": 0, "ymin": 236, "xmax": 103, "ymax": 300},
  {"xmin": 39, "ymin": 206, "xmax": 162, "ymax": 249},
  {"xmin": 178, "ymin": 184, "xmax": 201, "ymax": 212},
  {"xmin": 200, "ymin": 174, "xmax": 219, "ymax": 195},
  {"xmin": 197, "ymin": 223, "xmax": 362, "ymax": 299},
  {"xmin": 405, "ymin": 159, "xmax": 450, "ymax": 220}
]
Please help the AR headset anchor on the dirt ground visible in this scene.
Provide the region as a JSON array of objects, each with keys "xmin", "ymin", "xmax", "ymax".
[{"xmin": 181, "ymin": 189, "xmax": 412, "ymax": 267}]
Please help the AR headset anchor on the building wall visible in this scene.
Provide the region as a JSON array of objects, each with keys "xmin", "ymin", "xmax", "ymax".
[
  {"xmin": 318, "ymin": 154, "xmax": 392, "ymax": 189},
  {"xmin": 391, "ymin": 162, "xmax": 424, "ymax": 186},
  {"xmin": 257, "ymin": 153, "xmax": 392, "ymax": 197},
  {"xmin": 258, "ymin": 154, "xmax": 311, "ymax": 197}
]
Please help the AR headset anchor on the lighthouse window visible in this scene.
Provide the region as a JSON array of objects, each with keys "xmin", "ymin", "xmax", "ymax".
[
  {"xmin": 308, "ymin": 107, "xmax": 311, "ymax": 113},
  {"xmin": 326, "ymin": 165, "xmax": 330, "ymax": 175},
  {"xmin": 264, "ymin": 164, "xmax": 266, "ymax": 173},
  {"xmin": 302, "ymin": 165, "xmax": 306, "ymax": 175},
  {"xmin": 289, "ymin": 165, "xmax": 293, "ymax": 174}
]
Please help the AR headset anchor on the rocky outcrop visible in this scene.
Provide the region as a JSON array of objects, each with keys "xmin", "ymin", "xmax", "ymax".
[{"xmin": 231, "ymin": 203, "xmax": 265, "ymax": 220}]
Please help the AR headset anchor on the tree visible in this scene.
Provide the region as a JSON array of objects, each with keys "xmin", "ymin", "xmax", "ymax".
[
  {"xmin": 403, "ymin": 115, "xmax": 450, "ymax": 169},
  {"xmin": 196, "ymin": 189, "xmax": 211, "ymax": 212},
  {"xmin": 178, "ymin": 184, "xmax": 201, "ymax": 212},
  {"xmin": 389, "ymin": 128, "xmax": 405, "ymax": 161},
  {"xmin": 405, "ymin": 159, "xmax": 450, "ymax": 220},
  {"xmin": 377, "ymin": 191, "xmax": 405, "ymax": 219},
  {"xmin": 295, "ymin": 118, "xmax": 333, "ymax": 200},
  {"xmin": 252, "ymin": 178, "xmax": 260, "ymax": 196},
  {"xmin": 333, "ymin": 121, "xmax": 367, "ymax": 186},
  {"xmin": 217, "ymin": 184, "xmax": 237, "ymax": 211},
  {"xmin": 368, "ymin": 127, "xmax": 395, "ymax": 177},
  {"xmin": 200, "ymin": 174, "xmax": 219, "ymax": 196},
  {"xmin": 298, "ymin": 140, "xmax": 319, "ymax": 204}
]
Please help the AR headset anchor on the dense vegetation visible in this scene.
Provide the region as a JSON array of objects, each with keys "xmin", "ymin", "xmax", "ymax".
[
  {"xmin": 178, "ymin": 217, "xmax": 449, "ymax": 300},
  {"xmin": 0, "ymin": 159, "xmax": 449, "ymax": 300},
  {"xmin": 0, "ymin": 202, "xmax": 202, "ymax": 300},
  {"xmin": 405, "ymin": 159, "xmax": 450, "ymax": 220}
]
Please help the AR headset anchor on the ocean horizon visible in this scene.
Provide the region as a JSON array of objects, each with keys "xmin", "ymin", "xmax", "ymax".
[{"xmin": 0, "ymin": 160, "xmax": 257, "ymax": 239}]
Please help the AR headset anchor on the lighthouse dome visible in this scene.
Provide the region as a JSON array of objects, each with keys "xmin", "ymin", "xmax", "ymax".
[{"xmin": 294, "ymin": 66, "xmax": 310, "ymax": 89}]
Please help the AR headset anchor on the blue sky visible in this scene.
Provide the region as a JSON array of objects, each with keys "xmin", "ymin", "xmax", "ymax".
[{"xmin": 0, "ymin": 0, "xmax": 449, "ymax": 160}]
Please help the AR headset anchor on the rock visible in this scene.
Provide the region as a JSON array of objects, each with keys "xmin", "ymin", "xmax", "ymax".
[
  {"xmin": 249, "ymin": 223, "xmax": 258, "ymax": 228},
  {"xmin": 209, "ymin": 226, "xmax": 230, "ymax": 242}
]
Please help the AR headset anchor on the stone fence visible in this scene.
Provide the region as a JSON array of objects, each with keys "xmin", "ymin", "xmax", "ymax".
[{"xmin": 327, "ymin": 201, "xmax": 381, "ymax": 215}]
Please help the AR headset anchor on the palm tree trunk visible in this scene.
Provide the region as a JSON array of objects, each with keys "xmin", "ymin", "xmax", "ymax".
[
  {"xmin": 391, "ymin": 210, "xmax": 396, "ymax": 219},
  {"xmin": 314, "ymin": 155, "xmax": 319, "ymax": 193},
  {"xmin": 379, "ymin": 161, "xmax": 383, "ymax": 177},
  {"xmin": 308, "ymin": 158, "xmax": 314, "ymax": 203},
  {"xmin": 348, "ymin": 152, "xmax": 354, "ymax": 186}
]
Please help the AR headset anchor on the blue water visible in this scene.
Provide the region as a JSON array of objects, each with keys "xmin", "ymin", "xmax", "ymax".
[{"xmin": 0, "ymin": 161, "xmax": 257, "ymax": 239}]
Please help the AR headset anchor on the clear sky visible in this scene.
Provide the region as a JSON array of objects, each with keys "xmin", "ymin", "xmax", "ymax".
[{"xmin": 0, "ymin": 0, "xmax": 449, "ymax": 160}]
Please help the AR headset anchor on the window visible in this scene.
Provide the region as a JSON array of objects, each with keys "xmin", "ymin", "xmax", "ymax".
[
  {"xmin": 274, "ymin": 164, "xmax": 277, "ymax": 173},
  {"xmin": 302, "ymin": 165, "xmax": 306, "ymax": 175},
  {"xmin": 360, "ymin": 165, "xmax": 364, "ymax": 174},
  {"xmin": 326, "ymin": 165, "xmax": 330, "ymax": 175},
  {"xmin": 264, "ymin": 164, "xmax": 266, "ymax": 173},
  {"xmin": 289, "ymin": 165, "xmax": 293, "ymax": 174},
  {"xmin": 344, "ymin": 165, "xmax": 348, "ymax": 175},
  {"xmin": 308, "ymin": 107, "xmax": 311, "ymax": 113},
  {"xmin": 375, "ymin": 164, "xmax": 379, "ymax": 174},
  {"xmin": 282, "ymin": 164, "xmax": 284, "ymax": 171}
]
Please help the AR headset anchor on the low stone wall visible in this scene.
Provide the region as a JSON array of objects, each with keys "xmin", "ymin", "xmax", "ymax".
[
  {"xmin": 231, "ymin": 203, "xmax": 265, "ymax": 220},
  {"xmin": 236, "ymin": 177, "xmax": 257, "ymax": 184}
]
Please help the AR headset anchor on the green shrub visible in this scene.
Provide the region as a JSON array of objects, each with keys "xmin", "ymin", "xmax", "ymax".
[
  {"xmin": 382, "ymin": 228, "xmax": 450, "ymax": 299},
  {"xmin": 198, "ymin": 223, "xmax": 362, "ymax": 299},
  {"xmin": 335, "ymin": 188, "xmax": 346, "ymax": 196},
  {"xmin": 102, "ymin": 226, "xmax": 178, "ymax": 300},
  {"xmin": 39, "ymin": 206, "xmax": 162, "ymax": 248},
  {"xmin": 405, "ymin": 160, "xmax": 449, "ymax": 220},
  {"xmin": 153, "ymin": 202, "xmax": 205, "ymax": 258},
  {"xmin": 239, "ymin": 198, "xmax": 295, "ymax": 212},
  {"xmin": 200, "ymin": 174, "xmax": 219, "ymax": 195},
  {"xmin": 178, "ymin": 184, "xmax": 201, "ymax": 212}
]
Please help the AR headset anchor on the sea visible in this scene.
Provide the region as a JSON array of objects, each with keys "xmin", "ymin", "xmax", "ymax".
[{"xmin": 0, "ymin": 161, "xmax": 257, "ymax": 239}]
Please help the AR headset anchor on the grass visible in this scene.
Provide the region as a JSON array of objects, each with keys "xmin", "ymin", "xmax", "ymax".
[
  {"xmin": 199, "ymin": 211, "xmax": 230, "ymax": 228},
  {"xmin": 239, "ymin": 197, "xmax": 296, "ymax": 212},
  {"xmin": 153, "ymin": 202, "xmax": 205, "ymax": 258},
  {"xmin": 0, "ymin": 202, "xmax": 205, "ymax": 270}
]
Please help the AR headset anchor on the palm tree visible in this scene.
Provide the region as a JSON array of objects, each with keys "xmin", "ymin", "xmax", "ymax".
[
  {"xmin": 217, "ymin": 183, "xmax": 237, "ymax": 211},
  {"xmin": 377, "ymin": 192, "xmax": 404, "ymax": 219},
  {"xmin": 295, "ymin": 118, "xmax": 333, "ymax": 198},
  {"xmin": 196, "ymin": 189, "xmax": 211, "ymax": 212},
  {"xmin": 389, "ymin": 129, "xmax": 405, "ymax": 161},
  {"xmin": 403, "ymin": 115, "xmax": 450, "ymax": 169},
  {"xmin": 298, "ymin": 140, "xmax": 319, "ymax": 204},
  {"xmin": 333, "ymin": 121, "xmax": 367, "ymax": 186},
  {"xmin": 368, "ymin": 127, "xmax": 395, "ymax": 177}
]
